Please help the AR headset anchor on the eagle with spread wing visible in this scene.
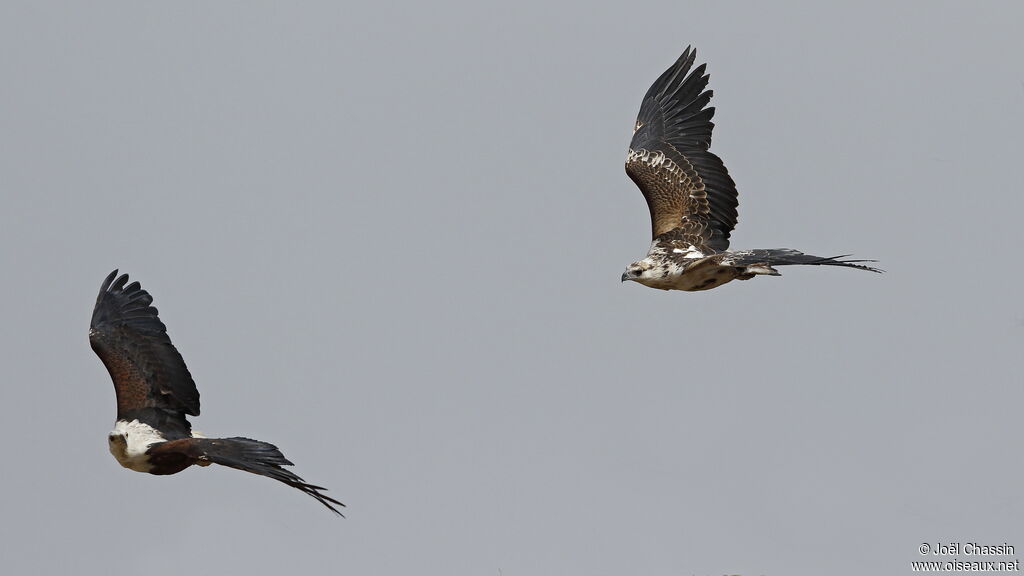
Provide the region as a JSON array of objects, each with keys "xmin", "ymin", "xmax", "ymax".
[
  {"xmin": 89, "ymin": 270, "xmax": 344, "ymax": 515},
  {"xmin": 622, "ymin": 46, "xmax": 880, "ymax": 291}
]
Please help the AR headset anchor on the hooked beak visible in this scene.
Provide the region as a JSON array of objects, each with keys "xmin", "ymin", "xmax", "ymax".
[{"xmin": 621, "ymin": 272, "xmax": 630, "ymax": 282}]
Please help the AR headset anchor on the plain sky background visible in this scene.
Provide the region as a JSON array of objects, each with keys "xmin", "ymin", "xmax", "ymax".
[{"xmin": 2, "ymin": 2, "xmax": 1022, "ymax": 575}]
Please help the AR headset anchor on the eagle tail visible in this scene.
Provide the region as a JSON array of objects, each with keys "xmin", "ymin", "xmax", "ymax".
[
  {"xmin": 730, "ymin": 249, "xmax": 883, "ymax": 275},
  {"xmin": 196, "ymin": 437, "xmax": 345, "ymax": 516}
]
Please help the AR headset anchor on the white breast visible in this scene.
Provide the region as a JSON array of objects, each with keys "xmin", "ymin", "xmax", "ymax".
[{"xmin": 108, "ymin": 420, "xmax": 166, "ymax": 473}]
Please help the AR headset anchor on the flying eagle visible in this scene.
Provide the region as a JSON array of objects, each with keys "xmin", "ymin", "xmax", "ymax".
[
  {"xmin": 89, "ymin": 270, "xmax": 344, "ymax": 516},
  {"xmin": 622, "ymin": 46, "xmax": 880, "ymax": 291}
]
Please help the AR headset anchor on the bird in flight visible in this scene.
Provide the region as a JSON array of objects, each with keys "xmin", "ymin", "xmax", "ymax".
[
  {"xmin": 621, "ymin": 46, "xmax": 880, "ymax": 291},
  {"xmin": 89, "ymin": 270, "xmax": 344, "ymax": 515}
]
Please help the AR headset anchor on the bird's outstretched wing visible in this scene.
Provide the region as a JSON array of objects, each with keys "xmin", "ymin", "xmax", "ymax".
[
  {"xmin": 148, "ymin": 437, "xmax": 346, "ymax": 516},
  {"xmin": 90, "ymin": 270, "xmax": 201, "ymax": 420},
  {"xmin": 626, "ymin": 46, "xmax": 739, "ymax": 252}
]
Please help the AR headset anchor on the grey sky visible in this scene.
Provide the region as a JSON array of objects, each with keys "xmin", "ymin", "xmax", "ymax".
[{"xmin": 2, "ymin": 2, "xmax": 1022, "ymax": 575}]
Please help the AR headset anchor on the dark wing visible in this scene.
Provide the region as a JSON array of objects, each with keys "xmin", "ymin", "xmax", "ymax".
[
  {"xmin": 625, "ymin": 46, "xmax": 739, "ymax": 252},
  {"xmin": 149, "ymin": 437, "xmax": 345, "ymax": 516},
  {"xmin": 89, "ymin": 270, "xmax": 200, "ymax": 419}
]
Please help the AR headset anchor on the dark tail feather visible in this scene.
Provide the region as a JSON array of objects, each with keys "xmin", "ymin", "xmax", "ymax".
[
  {"xmin": 196, "ymin": 437, "xmax": 345, "ymax": 516},
  {"xmin": 730, "ymin": 249, "xmax": 883, "ymax": 273}
]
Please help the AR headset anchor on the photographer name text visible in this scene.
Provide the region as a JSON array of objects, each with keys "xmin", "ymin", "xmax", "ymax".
[{"xmin": 921, "ymin": 543, "xmax": 1016, "ymax": 556}]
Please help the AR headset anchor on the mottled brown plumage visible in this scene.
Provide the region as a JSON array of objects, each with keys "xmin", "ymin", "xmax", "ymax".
[
  {"xmin": 621, "ymin": 47, "xmax": 880, "ymax": 291},
  {"xmin": 626, "ymin": 46, "xmax": 738, "ymax": 253}
]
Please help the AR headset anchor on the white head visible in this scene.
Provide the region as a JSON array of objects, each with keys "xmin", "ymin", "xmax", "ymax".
[
  {"xmin": 108, "ymin": 419, "xmax": 165, "ymax": 473},
  {"xmin": 621, "ymin": 257, "xmax": 669, "ymax": 285}
]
